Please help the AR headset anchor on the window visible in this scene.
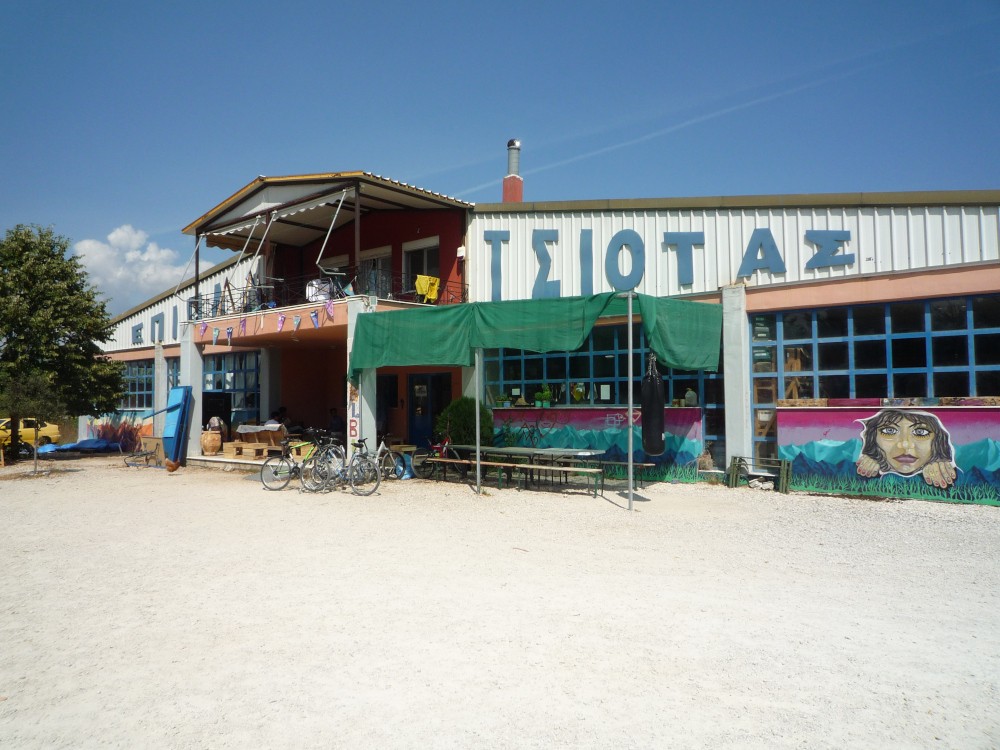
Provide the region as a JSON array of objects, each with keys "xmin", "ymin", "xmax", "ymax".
[
  {"xmin": 121, "ymin": 360, "xmax": 154, "ymax": 410},
  {"xmin": 748, "ymin": 293, "xmax": 1000, "ymax": 456},
  {"xmin": 202, "ymin": 352, "xmax": 260, "ymax": 425},
  {"xmin": 403, "ymin": 240, "xmax": 439, "ymax": 290},
  {"xmin": 167, "ymin": 357, "xmax": 180, "ymax": 389},
  {"xmin": 359, "ymin": 247, "xmax": 392, "ymax": 298},
  {"xmin": 483, "ymin": 322, "xmax": 726, "ymax": 458}
]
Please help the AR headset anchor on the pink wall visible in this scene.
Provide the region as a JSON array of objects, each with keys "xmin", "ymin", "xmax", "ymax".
[{"xmin": 747, "ymin": 266, "xmax": 1000, "ymax": 311}]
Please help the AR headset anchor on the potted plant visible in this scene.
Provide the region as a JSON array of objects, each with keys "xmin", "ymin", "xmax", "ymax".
[{"xmin": 536, "ymin": 385, "xmax": 552, "ymax": 407}]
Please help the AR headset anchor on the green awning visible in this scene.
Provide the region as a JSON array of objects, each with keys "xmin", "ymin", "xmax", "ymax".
[{"xmin": 349, "ymin": 293, "xmax": 721, "ymax": 382}]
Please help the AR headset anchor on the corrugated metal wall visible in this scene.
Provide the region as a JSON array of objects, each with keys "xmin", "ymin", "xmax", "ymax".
[
  {"xmin": 103, "ymin": 257, "xmax": 258, "ymax": 352},
  {"xmin": 467, "ymin": 204, "xmax": 1000, "ymax": 302}
]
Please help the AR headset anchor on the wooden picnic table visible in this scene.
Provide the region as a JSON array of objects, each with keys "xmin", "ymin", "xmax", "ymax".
[{"xmin": 449, "ymin": 445, "xmax": 606, "ymax": 494}]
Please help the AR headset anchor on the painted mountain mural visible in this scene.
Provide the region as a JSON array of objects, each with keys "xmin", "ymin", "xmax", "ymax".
[{"xmin": 780, "ymin": 437, "xmax": 1000, "ymax": 505}]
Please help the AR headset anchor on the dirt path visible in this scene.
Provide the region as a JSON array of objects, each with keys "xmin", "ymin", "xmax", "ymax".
[{"xmin": 1, "ymin": 458, "xmax": 998, "ymax": 748}]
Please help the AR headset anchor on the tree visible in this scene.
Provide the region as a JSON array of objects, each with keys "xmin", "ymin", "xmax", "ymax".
[
  {"xmin": 0, "ymin": 225, "xmax": 124, "ymax": 459},
  {"xmin": 0, "ymin": 369, "xmax": 65, "ymax": 470}
]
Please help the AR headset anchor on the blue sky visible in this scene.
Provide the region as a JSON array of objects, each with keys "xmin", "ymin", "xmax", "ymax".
[{"xmin": 2, "ymin": 0, "xmax": 998, "ymax": 315}]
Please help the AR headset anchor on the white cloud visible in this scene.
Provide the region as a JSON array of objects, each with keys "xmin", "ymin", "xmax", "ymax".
[{"xmin": 74, "ymin": 224, "xmax": 188, "ymax": 315}]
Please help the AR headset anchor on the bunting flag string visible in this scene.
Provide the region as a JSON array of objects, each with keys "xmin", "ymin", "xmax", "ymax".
[
  {"xmin": 325, "ymin": 299, "xmax": 336, "ymax": 318},
  {"xmin": 309, "ymin": 310, "xmax": 320, "ymax": 328},
  {"xmin": 226, "ymin": 326, "xmax": 233, "ymax": 346},
  {"xmin": 199, "ymin": 322, "xmax": 208, "ymax": 337},
  {"xmin": 212, "ymin": 327, "xmax": 220, "ymax": 345},
  {"xmin": 292, "ymin": 315, "xmax": 302, "ymax": 331},
  {"xmin": 239, "ymin": 317, "xmax": 246, "ymax": 335},
  {"xmin": 277, "ymin": 313, "xmax": 286, "ymax": 332}
]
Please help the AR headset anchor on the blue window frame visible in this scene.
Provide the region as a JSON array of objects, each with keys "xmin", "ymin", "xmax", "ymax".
[
  {"xmin": 167, "ymin": 357, "xmax": 180, "ymax": 389},
  {"xmin": 749, "ymin": 293, "xmax": 1000, "ymax": 458},
  {"xmin": 202, "ymin": 352, "xmax": 260, "ymax": 426},
  {"xmin": 484, "ymin": 322, "xmax": 726, "ymax": 464},
  {"xmin": 120, "ymin": 360, "xmax": 154, "ymax": 411}
]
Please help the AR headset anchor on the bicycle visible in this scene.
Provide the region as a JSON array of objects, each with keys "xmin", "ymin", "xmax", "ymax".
[
  {"xmin": 260, "ymin": 436, "xmax": 312, "ymax": 490},
  {"xmin": 297, "ymin": 436, "xmax": 380, "ymax": 495},
  {"xmin": 340, "ymin": 437, "xmax": 381, "ymax": 495},
  {"xmin": 299, "ymin": 429, "xmax": 347, "ymax": 492},
  {"xmin": 412, "ymin": 432, "xmax": 464, "ymax": 479},
  {"xmin": 260, "ymin": 429, "xmax": 342, "ymax": 491},
  {"xmin": 373, "ymin": 438, "xmax": 406, "ymax": 480}
]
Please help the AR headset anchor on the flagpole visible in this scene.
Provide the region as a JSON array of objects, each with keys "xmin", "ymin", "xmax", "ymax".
[
  {"xmin": 627, "ymin": 291, "xmax": 634, "ymax": 511},
  {"xmin": 615, "ymin": 291, "xmax": 636, "ymax": 511}
]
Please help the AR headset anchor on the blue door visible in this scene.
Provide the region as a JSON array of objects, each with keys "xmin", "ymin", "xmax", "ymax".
[{"xmin": 408, "ymin": 373, "xmax": 452, "ymax": 448}]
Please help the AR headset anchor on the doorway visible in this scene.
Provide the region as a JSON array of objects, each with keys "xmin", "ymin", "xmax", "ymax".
[
  {"xmin": 202, "ymin": 391, "xmax": 233, "ymax": 436},
  {"xmin": 408, "ymin": 372, "xmax": 452, "ymax": 448}
]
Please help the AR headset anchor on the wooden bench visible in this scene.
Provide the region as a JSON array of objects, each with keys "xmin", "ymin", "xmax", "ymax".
[
  {"xmin": 505, "ymin": 463, "xmax": 605, "ymax": 497},
  {"xmin": 595, "ymin": 460, "xmax": 657, "ymax": 487},
  {"xmin": 422, "ymin": 457, "xmax": 517, "ymax": 481},
  {"xmin": 423, "ymin": 456, "xmax": 473, "ymax": 479},
  {"xmin": 424, "ymin": 457, "xmax": 603, "ymax": 496},
  {"xmin": 232, "ymin": 426, "xmax": 288, "ymax": 459},
  {"xmin": 465, "ymin": 457, "xmax": 604, "ymax": 496},
  {"xmin": 228, "ymin": 442, "xmax": 269, "ymax": 459},
  {"xmin": 725, "ymin": 456, "xmax": 791, "ymax": 493}
]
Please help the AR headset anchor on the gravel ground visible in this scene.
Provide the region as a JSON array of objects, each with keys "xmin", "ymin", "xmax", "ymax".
[{"xmin": 1, "ymin": 457, "xmax": 998, "ymax": 749}]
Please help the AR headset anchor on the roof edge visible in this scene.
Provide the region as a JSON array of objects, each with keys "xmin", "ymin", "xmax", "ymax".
[
  {"xmin": 183, "ymin": 172, "xmax": 472, "ymax": 236},
  {"xmin": 473, "ymin": 189, "xmax": 1000, "ymax": 213},
  {"xmin": 110, "ymin": 255, "xmax": 241, "ymax": 324}
]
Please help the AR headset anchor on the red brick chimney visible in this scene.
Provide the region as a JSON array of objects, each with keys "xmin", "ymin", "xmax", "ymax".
[{"xmin": 502, "ymin": 138, "xmax": 523, "ymax": 202}]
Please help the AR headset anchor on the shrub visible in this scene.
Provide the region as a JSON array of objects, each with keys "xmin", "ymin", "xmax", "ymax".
[{"xmin": 435, "ymin": 396, "xmax": 494, "ymax": 445}]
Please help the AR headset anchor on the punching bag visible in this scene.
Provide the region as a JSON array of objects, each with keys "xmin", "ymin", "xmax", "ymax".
[{"xmin": 641, "ymin": 353, "xmax": 665, "ymax": 456}]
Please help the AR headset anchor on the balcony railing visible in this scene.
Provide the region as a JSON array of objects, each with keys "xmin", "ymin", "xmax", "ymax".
[{"xmin": 187, "ymin": 269, "xmax": 467, "ymax": 321}]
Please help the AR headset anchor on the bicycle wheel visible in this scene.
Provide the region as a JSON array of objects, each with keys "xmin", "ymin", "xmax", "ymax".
[
  {"xmin": 380, "ymin": 451, "xmax": 406, "ymax": 480},
  {"xmin": 412, "ymin": 449, "xmax": 437, "ymax": 479},
  {"xmin": 349, "ymin": 456, "xmax": 381, "ymax": 496},
  {"xmin": 444, "ymin": 446, "xmax": 468, "ymax": 478},
  {"xmin": 300, "ymin": 457, "xmax": 330, "ymax": 492},
  {"xmin": 319, "ymin": 445, "xmax": 347, "ymax": 488},
  {"xmin": 318, "ymin": 443, "xmax": 346, "ymax": 464},
  {"xmin": 261, "ymin": 456, "xmax": 294, "ymax": 490}
]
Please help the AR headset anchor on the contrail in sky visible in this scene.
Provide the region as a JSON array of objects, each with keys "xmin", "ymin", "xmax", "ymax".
[
  {"xmin": 524, "ymin": 64, "xmax": 875, "ymax": 177},
  {"xmin": 455, "ymin": 62, "xmax": 875, "ymax": 199},
  {"xmin": 454, "ymin": 13, "xmax": 998, "ymax": 199}
]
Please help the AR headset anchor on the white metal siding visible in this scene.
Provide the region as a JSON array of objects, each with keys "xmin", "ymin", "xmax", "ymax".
[
  {"xmin": 103, "ymin": 257, "xmax": 258, "ymax": 353},
  {"xmin": 467, "ymin": 203, "xmax": 1000, "ymax": 302}
]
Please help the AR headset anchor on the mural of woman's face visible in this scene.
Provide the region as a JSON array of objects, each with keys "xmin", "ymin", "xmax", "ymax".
[{"xmin": 875, "ymin": 416, "xmax": 935, "ymax": 474}]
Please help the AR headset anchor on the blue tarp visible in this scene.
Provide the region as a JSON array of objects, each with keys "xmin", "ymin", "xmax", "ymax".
[{"xmin": 39, "ymin": 439, "xmax": 120, "ymax": 454}]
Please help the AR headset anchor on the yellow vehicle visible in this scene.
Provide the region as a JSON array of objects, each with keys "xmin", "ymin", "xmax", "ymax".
[{"xmin": 0, "ymin": 418, "xmax": 61, "ymax": 457}]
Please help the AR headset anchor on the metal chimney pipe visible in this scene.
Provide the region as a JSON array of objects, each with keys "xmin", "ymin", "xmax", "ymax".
[
  {"xmin": 506, "ymin": 138, "xmax": 521, "ymax": 176},
  {"xmin": 503, "ymin": 139, "xmax": 524, "ymax": 202}
]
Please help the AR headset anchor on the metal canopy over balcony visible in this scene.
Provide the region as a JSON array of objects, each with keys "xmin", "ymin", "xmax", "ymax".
[{"xmin": 184, "ymin": 172, "xmax": 472, "ymax": 253}]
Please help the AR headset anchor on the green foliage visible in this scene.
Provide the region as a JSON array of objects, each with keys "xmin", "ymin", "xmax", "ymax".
[
  {"xmin": 435, "ymin": 396, "xmax": 494, "ymax": 446},
  {"xmin": 791, "ymin": 471, "xmax": 999, "ymax": 506},
  {"xmin": 0, "ymin": 369, "xmax": 65, "ymax": 424},
  {"xmin": 0, "ymin": 225, "xmax": 125, "ymax": 440},
  {"xmin": 0, "ymin": 369, "xmax": 66, "ymax": 468}
]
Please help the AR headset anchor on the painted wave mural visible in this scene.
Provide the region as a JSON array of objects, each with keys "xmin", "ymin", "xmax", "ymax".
[
  {"xmin": 779, "ymin": 437, "xmax": 1000, "ymax": 505},
  {"xmin": 493, "ymin": 407, "xmax": 703, "ymax": 468}
]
